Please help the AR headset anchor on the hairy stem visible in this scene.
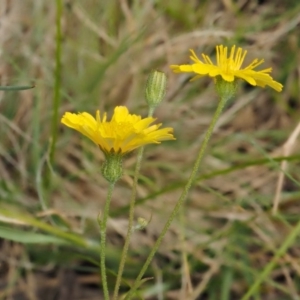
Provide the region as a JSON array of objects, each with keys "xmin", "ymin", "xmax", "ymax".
[
  {"xmin": 125, "ymin": 95, "xmax": 228, "ymax": 299},
  {"xmin": 100, "ymin": 182, "xmax": 115, "ymax": 300}
]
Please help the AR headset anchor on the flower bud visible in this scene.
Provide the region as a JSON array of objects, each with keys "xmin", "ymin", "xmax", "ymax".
[
  {"xmin": 136, "ymin": 217, "xmax": 148, "ymax": 230},
  {"xmin": 215, "ymin": 76, "xmax": 237, "ymax": 101},
  {"xmin": 145, "ymin": 70, "xmax": 167, "ymax": 110},
  {"xmin": 101, "ymin": 153, "xmax": 123, "ymax": 184}
]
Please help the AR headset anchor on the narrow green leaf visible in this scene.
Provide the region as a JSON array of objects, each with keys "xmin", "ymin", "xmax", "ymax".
[
  {"xmin": 0, "ymin": 225, "xmax": 68, "ymax": 244},
  {"xmin": 0, "ymin": 84, "xmax": 35, "ymax": 91}
]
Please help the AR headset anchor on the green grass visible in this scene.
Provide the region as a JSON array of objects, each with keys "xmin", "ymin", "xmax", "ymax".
[{"xmin": 0, "ymin": 0, "xmax": 300, "ymax": 299}]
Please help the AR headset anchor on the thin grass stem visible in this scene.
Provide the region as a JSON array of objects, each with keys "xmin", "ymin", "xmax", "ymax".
[
  {"xmin": 49, "ymin": 0, "xmax": 62, "ymax": 166},
  {"xmin": 241, "ymin": 218, "xmax": 300, "ymax": 300}
]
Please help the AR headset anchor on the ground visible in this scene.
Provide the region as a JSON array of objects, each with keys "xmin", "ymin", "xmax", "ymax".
[{"xmin": 0, "ymin": 0, "xmax": 300, "ymax": 299}]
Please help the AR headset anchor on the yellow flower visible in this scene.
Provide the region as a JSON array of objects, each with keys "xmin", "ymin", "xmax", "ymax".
[
  {"xmin": 61, "ymin": 106, "xmax": 175, "ymax": 155},
  {"xmin": 170, "ymin": 45, "xmax": 283, "ymax": 92}
]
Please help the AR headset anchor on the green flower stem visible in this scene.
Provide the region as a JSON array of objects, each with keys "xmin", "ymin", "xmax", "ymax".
[
  {"xmin": 100, "ymin": 182, "xmax": 115, "ymax": 300},
  {"xmin": 113, "ymin": 147, "xmax": 145, "ymax": 300},
  {"xmin": 113, "ymin": 110, "xmax": 153, "ymax": 300},
  {"xmin": 241, "ymin": 218, "xmax": 300, "ymax": 300},
  {"xmin": 125, "ymin": 95, "xmax": 229, "ymax": 299},
  {"xmin": 148, "ymin": 107, "xmax": 155, "ymax": 117},
  {"xmin": 49, "ymin": 0, "xmax": 62, "ymax": 165}
]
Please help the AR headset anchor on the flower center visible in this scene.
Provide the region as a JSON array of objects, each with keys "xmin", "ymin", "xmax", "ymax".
[{"xmin": 100, "ymin": 121, "xmax": 137, "ymax": 139}]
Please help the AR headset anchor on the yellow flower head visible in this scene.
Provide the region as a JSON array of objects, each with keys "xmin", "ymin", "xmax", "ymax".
[
  {"xmin": 170, "ymin": 45, "xmax": 283, "ymax": 92},
  {"xmin": 61, "ymin": 106, "xmax": 175, "ymax": 155}
]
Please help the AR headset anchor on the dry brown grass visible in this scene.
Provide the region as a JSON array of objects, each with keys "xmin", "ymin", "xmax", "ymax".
[{"xmin": 0, "ymin": 0, "xmax": 300, "ymax": 299}]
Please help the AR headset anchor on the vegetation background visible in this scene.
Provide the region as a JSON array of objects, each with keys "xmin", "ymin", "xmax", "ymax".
[{"xmin": 0, "ymin": 0, "xmax": 299, "ymax": 299}]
